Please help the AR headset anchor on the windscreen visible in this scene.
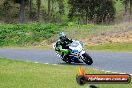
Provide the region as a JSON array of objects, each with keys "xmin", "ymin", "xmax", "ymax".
[{"xmin": 70, "ymin": 42, "xmax": 79, "ymax": 47}]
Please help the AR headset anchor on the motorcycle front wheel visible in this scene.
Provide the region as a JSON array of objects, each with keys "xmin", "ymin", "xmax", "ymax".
[{"xmin": 82, "ymin": 53, "xmax": 93, "ymax": 65}]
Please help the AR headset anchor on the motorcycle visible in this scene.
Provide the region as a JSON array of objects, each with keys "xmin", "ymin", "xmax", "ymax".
[{"xmin": 53, "ymin": 40, "xmax": 93, "ymax": 65}]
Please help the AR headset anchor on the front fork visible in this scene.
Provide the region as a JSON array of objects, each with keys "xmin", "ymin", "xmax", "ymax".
[{"xmin": 79, "ymin": 50, "xmax": 85, "ymax": 60}]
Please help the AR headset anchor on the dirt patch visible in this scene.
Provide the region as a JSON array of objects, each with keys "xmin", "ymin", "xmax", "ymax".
[{"xmin": 82, "ymin": 22, "xmax": 132, "ymax": 45}]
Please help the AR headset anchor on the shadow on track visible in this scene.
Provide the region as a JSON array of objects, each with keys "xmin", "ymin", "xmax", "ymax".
[{"xmin": 58, "ymin": 62, "xmax": 90, "ymax": 66}]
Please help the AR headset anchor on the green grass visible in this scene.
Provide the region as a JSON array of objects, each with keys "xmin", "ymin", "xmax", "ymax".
[
  {"xmin": 62, "ymin": 24, "xmax": 107, "ymax": 39},
  {"xmin": 0, "ymin": 45, "xmax": 52, "ymax": 50},
  {"xmin": 0, "ymin": 23, "xmax": 63, "ymax": 47},
  {"xmin": 49, "ymin": 23, "xmax": 109, "ymax": 42},
  {"xmin": 0, "ymin": 23, "xmax": 106, "ymax": 47},
  {"xmin": 1, "ymin": 23, "xmax": 132, "ymax": 52},
  {"xmin": 62, "ymin": 22, "xmax": 132, "ymax": 52},
  {"xmin": 0, "ymin": 58, "xmax": 131, "ymax": 88},
  {"xmin": 86, "ymin": 43, "xmax": 132, "ymax": 52}
]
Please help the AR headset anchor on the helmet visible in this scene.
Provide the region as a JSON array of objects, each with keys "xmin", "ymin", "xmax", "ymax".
[{"xmin": 59, "ymin": 32, "xmax": 67, "ymax": 41}]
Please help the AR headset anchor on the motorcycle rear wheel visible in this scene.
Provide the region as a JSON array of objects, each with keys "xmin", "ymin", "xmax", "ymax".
[
  {"xmin": 61, "ymin": 54, "xmax": 71, "ymax": 64},
  {"xmin": 64, "ymin": 58, "xmax": 71, "ymax": 64}
]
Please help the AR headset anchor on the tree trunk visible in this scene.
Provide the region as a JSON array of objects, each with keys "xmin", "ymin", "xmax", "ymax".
[
  {"xmin": 86, "ymin": 9, "xmax": 88, "ymax": 24},
  {"xmin": 19, "ymin": 0, "xmax": 25, "ymax": 23},
  {"xmin": 59, "ymin": 0, "xmax": 64, "ymax": 15},
  {"xmin": 29, "ymin": 0, "xmax": 33, "ymax": 19},
  {"xmin": 37, "ymin": 0, "xmax": 41, "ymax": 20},
  {"xmin": 48, "ymin": 0, "xmax": 51, "ymax": 21},
  {"xmin": 130, "ymin": 0, "xmax": 132, "ymax": 15},
  {"xmin": 51, "ymin": 0, "xmax": 54, "ymax": 11},
  {"xmin": 124, "ymin": 0, "xmax": 129, "ymax": 13}
]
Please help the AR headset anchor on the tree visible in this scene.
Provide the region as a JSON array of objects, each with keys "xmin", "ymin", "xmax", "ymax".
[
  {"xmin": 122, "ymin": 0, "xmax": 129, "ymax": 13},
  {"xmin": 3, "ymin": 0, "xmax": 13, "ymax": 22},
  {"xmin": 122, "ymin": 0, "xmax": 132, "ymax": 14},
  {"xmin": 51, "ymin": 0, "xmax": 55, "ymax": 11},
  {"xmin": 48, "ymin": 0, "xmax": 51, "ymax": 21},
  {"xmin": 37, "ymin": 0, "xmax": 41, "ymax": 20},
  {"xmin": 58, "ymin": 0, "xmax": 64, "ymax": 15},
  {"xmin": 19, "ymin": 0, "xmax": 25, "ymax": 23},
  {"xmin": 130, "ymin": 0, "xmax": 132, "ymax": 14},
  {"xmin": 29, "ymin": 0, "xmax": 33, "ymax": 19},
  {"xmin": 68, "ymin": 0, "xmax": 115, "ymax": 24}
]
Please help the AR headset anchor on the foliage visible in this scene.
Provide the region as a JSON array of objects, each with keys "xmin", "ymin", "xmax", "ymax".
[
  {"xmin": 14, "ymin": 0, "xmax": 29, "ymax": 4},
  {"xmin": 0, "ymin": 23, "xmax": 62, "ymax": 46},
  {"xmin": 58, "ymin": 0, "xmax": 65, "ymax": 15},
  {"xmin": 0, "ymin": 0, "xmax": 130, "ymax": 23},
  {"xmin": 121, "ymin": 0, "xmax": 132, "ymax": 13},
  {"xmin": 68, "ymin": 0, "xmax": 116, "ymax": 24}
]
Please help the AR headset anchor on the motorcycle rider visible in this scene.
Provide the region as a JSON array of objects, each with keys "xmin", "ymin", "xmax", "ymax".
[{"xmin": 55, "ymin": 32, "xmax": 73, "ymax": 62}]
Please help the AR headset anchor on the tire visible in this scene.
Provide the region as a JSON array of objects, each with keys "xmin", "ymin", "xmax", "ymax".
[
  {"xmin": 82, "ymin": 53, "xmax": 93, "ymax": 65},
  {"xmin": 61, "ymin": 53, "xmax": 71, "ymax": 64},
  {"xmin": 61, "ymin": 57, "xmax": 71, "ymax": 64},
  {"xmin": 64, "ymin": 58, "xmax": 71, "ymax": 64}
]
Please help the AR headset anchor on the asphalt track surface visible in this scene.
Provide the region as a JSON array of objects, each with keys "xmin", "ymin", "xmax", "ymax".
[{"xmin": 0, "ymin": 48, "xmax": 132, "ymax": 74}]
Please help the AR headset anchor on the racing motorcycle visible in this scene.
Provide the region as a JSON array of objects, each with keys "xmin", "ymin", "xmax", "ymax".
[{"xmin": 53, "ymin": 40, "xmax": 93, "ymax": 65}]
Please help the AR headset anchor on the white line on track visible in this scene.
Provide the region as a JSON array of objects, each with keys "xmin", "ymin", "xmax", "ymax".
[
  {"xmin": 34, "ymin": 62, "xmax": 39, "ymax": 63},
  {"xmin": 33, "ymin": 61, "xmax": 65, "ymax": 66},
  {"xmin": 97, "ymin": 68, "xmax": 132, "ymax": 75},
  {"xmin": 100, "ymin": 70, "xmax": 105, "ymax": 71},
  {"xmin": 111, "ymin": 72, "xmax": 118, "ymax": 74},
  {"xmin": 44, "ymin": 63, "xmax": 49, "ymax": 64},
  {"xmin": 94, "ymin": 68, "xmax": 132, "ymax": 75},
  {"xmin": 105, "ymin": 71, "xmax": 111, "ymax": 73},
  {"xmin": 120, "ymin": 73, "xmax": 127, "ymax": 74},
  {"xmin": 33, "ymin": 62, "xmax": 132, "ymax": 75},
  {"xmin": 52, "ymin": 64, "xmax": 57, "ymax": 65}
]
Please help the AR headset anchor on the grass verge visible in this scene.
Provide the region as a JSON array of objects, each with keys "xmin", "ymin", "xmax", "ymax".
[
  {"xmin": 86, "ymin": 43, "xmax": 132, "ymax": 52},
  {"xmin": 0, "ymin": 23, "xmax": 62, "ymax": 46},
  {"xmin": 0, "ymin": 58, "xmax": 131, "ymax": 88},
  {"xmin": 0, "ymin": 45, "xmax": 52, "ymax": 50}
]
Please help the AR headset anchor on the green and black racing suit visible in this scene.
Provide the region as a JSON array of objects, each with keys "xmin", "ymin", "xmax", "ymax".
[{"xmin": 55, "ymin": 38, "xmax": 73, "ymax": 61}]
